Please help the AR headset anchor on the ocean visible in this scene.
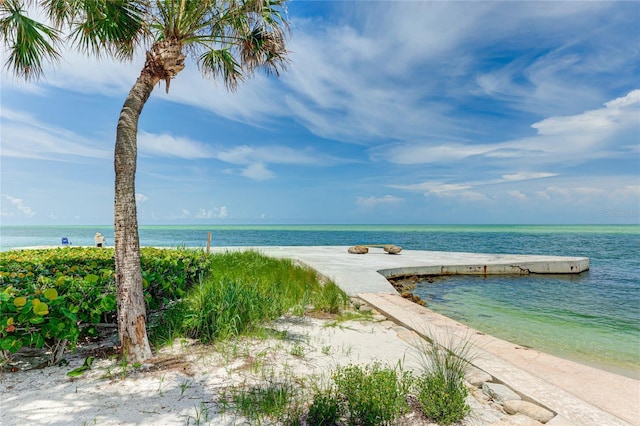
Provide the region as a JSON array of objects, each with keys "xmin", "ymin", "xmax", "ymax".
[{"xmin": 1, "ymin": 224, "xmax": 638, "ymax": 377}]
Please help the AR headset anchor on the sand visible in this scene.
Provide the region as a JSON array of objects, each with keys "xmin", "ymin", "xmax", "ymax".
[{"xmin": 0, "ymin": 314, "xmax": 509, "ymax": 426}]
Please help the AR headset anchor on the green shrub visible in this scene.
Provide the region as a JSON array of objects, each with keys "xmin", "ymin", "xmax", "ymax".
[
  {"xmin": 333, "ymin": 362, "xmax": 412, "ymax": 426},
  {"xmin": 307, "ymin": 390, "xmax": 341, "ymax": 426},
  {"xmin": 416, "ymin": 371, "xmax": 469, "ymax": 425},
  {"xmin": 0, "ymin": 247, "xmax": 210, "ymax": 361},
  {"xmin": 414, "ymin": 339, "xmax": 473, "ymax": 425}
]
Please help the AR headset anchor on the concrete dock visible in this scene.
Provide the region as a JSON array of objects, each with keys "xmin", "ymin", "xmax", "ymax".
[
  {"xmin": 209, "ymin": 245, "xmax": 590, "ymax": 295},
  {"xmin": 209, "ymin": 246, "xmax": 637, "ymax": 426}
]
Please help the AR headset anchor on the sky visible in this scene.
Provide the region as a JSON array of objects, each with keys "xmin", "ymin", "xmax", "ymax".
[{"xmin": 1, "ymin": 1, "xmax": 639, "ymax": 226}]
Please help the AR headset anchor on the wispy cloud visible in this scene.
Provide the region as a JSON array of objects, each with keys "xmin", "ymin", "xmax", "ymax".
[
  {"xmin": 0, "ymin": 109, "xmax": 110, "ymax": 160},
  {"xmin": 135, "ymin": 193, "xmax": 149, "ymax": 204},
  {"xmin": 241, "ymin": 163, "xmax": 274, "ymax": 181},
  {"xmin": 1, "ymin": 195, "xmax": 36, "ymax": 218},
  {"xmin": 139, "ymin": 131, "xmax": 215, "ymax": 159},
  {"xmin": 356, "ymin": 195, "xmax": 403, "ymax": 209},
  {"xmin": 377, "ymin": 89, "xmax": 639, "ymax": 171},
  {"xmin": 195, "ymin": 206, "xmax": 228, "ymax": 219},
  {"xmin": 392, "ymin": 171, "xmax": 557, "ymax": 195},
  {"xmin": 216, "ymin": 145, "xmax": 325, "ymax": 165}
]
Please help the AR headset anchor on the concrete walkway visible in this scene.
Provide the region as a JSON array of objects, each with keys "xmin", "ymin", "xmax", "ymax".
[{"xmin": 210, "ymin": 246, "xmax": 637, "ymax": 426}]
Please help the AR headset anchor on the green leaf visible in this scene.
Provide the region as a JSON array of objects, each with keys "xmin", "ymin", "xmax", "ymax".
[
  {"xmin": 1, "ymin": 337, "xmax": 15, "ymax": 350},
  {"xmin": 43, "ymin": 288, "xmax": 58, "ymax": 300},
  {"xmin": 61, "ymin": 307, "xmax": 77, "ymax": 321},
  {"xmin": 67, "ymin": 356, "xmax": 95, "ymax": 377},
  {"xmin": 33, "ymin": 301, "xmax": 49, "ymax": 316},
  {"xmin": 100, "ymin": 294, "xmax": 116, "ymax": 312},
  {"xmin": 84, "ymin": 274, "xmax": 99, "ymax": 284}
]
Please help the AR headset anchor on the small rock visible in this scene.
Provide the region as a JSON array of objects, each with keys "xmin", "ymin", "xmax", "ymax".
[
  {"xmin": 467, "ymin": 365, "xmax": 492, "ymax": 387},
  {"xmin": 483, "ymin": 382, "xmax": 521, "ymax": 403},
  {"xmin": 503, "ymin": 400, "xmax": 554, "ymax": 424},
  {"xmin": 384, "ymin": 244, "xmax": 402, "ymax": 254},
  {"xmin": 348, "ymin": 245, "xmax": 368, "ymax": 254}
]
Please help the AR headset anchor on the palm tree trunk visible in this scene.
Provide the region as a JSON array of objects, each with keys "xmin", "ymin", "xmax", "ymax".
[
  {"xmin": 114, "ymin": 39, "xmax": 185, "ymax": 364},
  {"xmin": 114, "ymin": 68, "xmax": 156, "ymax": 363}
]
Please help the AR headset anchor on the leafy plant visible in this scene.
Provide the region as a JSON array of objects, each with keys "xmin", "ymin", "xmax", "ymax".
[
  {"xmin": 0, "ymin": 247, "xmax": 210, "ymax": 364},
  {"xmin": 307, "ymin": 389, "xmax": 341, "ymax": 426},
  {"xmin": 414, "ymin": 337, "xmax": 474, "ymax": 425},
  {"xmin": 333, "ymin": 362, "xmax": 413, "ymax": 426}
]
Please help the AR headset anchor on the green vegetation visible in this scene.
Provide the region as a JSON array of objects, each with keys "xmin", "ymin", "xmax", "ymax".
[
  {"xmin": 1, "ymin": 247, "xmax": 473, "ymax": 425},
  {"xmin": 0, "ymin": 248, "xmax": 348, "ymax": 365},
  {"xmin": 222, "ymin": 373, "xmax": 302, "ymax": 425},
  {"xmin": 331, "ymin": 362, "xmax": 413, "ymax": 425},
  {"xmin": 414, "ymin": 338, "xmax": 474, "ymax": 425},
  {"xmin": 0, "ymin": 247, "xmax": 209, "ymax": 364},
  {"xmin": 148, "ymin": 250, "xmax": 350, "ymax": 346}
]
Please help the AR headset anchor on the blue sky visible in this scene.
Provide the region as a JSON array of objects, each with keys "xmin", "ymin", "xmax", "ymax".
[{"xmin": 1, "ymin": 1, "xmax": 639, "ymax": 225}]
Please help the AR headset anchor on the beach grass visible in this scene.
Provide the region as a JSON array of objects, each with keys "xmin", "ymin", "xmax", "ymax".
[{"xmin": 148, "ymin": 250, "xmax": 350, "ymax": 347}]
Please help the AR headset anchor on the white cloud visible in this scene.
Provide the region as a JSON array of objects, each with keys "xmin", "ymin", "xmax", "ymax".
[
  {"xmin": 195, "ymin": 206, "xmax": 228, "ymax": 219},
  {"xmin": 1, "ymin": 195, "xmax": 36, "ymax": 217},
  {"xmin": 538, "ymin": 186, "xmax": 607, "ymax": 200},
  {"xmin": 216, "ymin": 145, "xmax": 327, "ymax": 166},
  {"xmin": 392, "ymin": 171, "xmax": 556, "ymax": 195},
  {"xmin": 532, "ymin": 90, "xmax": 640, "ymax": 136},
  {"xmin": 0, "ymin": 109, "xmax": 110, "ymax": 160},
  {"xmin": 379, "ymin": 143, "xmax": 489, "ymax": 165},
  {"xmin": 507, "ymin": 190, "xmax": 527, "ymax": 201},
  {"xmin": 377, "ymin": 89, "xmax": 639, "ymax": 170},
  {"xmin": 241, "ymin": 163, "xmax": 274, "ymax": 181},
  {"xmin": 503, "ymin": 172, "xmax": 557, "ymax": 181},
  {"xmin": 610, "ymin": 184, "xmax": 640, "ymax": 200},
  {"xmin": 135, "ymin": 193, "xmax": 149, "ymax": 203},
  {"xmin": 356, "ymin": 195, "xmax": 403, "ymax": 208},
  {"xmin": 138, "ymin": 131, "xmax": 214, "ymax": 159}
]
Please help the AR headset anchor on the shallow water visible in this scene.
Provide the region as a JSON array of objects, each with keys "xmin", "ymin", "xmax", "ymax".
[{"xmin": 412, "ymin": 273, "xmax": 639, "ymax": 378}]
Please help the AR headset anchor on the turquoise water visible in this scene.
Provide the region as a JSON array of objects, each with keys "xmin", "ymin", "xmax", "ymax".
[{"xmin": 1, "ymin": 224, "xmax": 639, "ymax": 377}]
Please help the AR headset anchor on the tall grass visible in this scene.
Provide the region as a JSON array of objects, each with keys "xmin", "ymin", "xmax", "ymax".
[
  {"xmin": 414, "ymin": 334, "xmax": 474, "ymax": 425},
  {"xmin": 149, "ymin": 251, "xmax": 349, "ymax": 346}
]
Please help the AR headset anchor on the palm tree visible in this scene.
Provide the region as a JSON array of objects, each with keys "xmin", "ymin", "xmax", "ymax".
[{"xmin": 1, "ymin": 0, "xmax": 289, "ymax": 363}]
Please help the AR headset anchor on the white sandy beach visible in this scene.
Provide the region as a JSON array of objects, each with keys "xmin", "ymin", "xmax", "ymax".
[{"xmin": 1, "ymin": 313, "xmax": 517, "ymax": 426}]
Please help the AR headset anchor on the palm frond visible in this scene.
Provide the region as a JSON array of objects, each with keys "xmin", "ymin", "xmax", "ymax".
[
  {"xmin": 198, "ymin": 47, "xmax": 243, "ymax": 91},
  {"xmin": 69, "ymin": 0, "xmax": 146, "ymax": 60},
  {"xmin": 239, "ymin": 23, "xmax": 287, "ymax": 76},
  {"xmin": 0, "ymin": 0, "xmax": 61, "ymax": 80},
  {"xmin": 41, "ymin": 0, "xmax": 82, "ymax": 27}
]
